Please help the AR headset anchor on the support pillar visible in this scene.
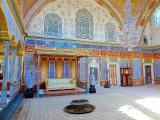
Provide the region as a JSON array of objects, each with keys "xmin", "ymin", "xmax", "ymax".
[
  {"xmin": 69, "ymin": 59, "xmax": 72, "ymax": 78},
  {"xmin": 61, "ymin": 58, "xmax": 64, "ymax": 78},
  {"xmin": 85, "ymin": 57, "xmax": 88, "ymax": 81},
  {"xmin": 9, "ymin": 47, "xmax": 17, "ymax": 97},
  {"xmin": 19, "ymin": 54, "xmax": 23, "ymax": 90},
  {"xmin": 36, "ymin": 54, "xmax": 41, "ymax": 97},
  {"xmin": 76, "ymin": 58, "xmax": 79, "ymax": 87},
  {"xmin": 0, "ymin": 41, "xmax": 10, "ymax": 104}
]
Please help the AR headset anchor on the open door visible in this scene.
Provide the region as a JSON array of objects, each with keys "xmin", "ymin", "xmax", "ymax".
[{"xmin": 145, "ymin": 66, "xmax": 152, "ymax": 84}]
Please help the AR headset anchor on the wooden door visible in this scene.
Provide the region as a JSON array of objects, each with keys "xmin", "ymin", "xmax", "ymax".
[
  {"xmin": 109, "ymin": 65, "xmax": 117, "ymax": 86},
  {"xmin": 145, "ymin": 66, "xmax": 152, "ymax": 84}
]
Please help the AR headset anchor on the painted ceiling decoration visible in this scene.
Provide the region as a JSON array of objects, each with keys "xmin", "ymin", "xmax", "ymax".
[{"xmin": 15, "ymin": 0, "xmax": 160, "ymax": 34}]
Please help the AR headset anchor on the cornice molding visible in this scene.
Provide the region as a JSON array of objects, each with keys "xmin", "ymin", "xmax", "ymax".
[{"xmin": 24, "ymin": 36, "xmax": 160, "ymax": 50}]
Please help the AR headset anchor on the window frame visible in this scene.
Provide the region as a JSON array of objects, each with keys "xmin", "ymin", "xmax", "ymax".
[
  {"xmin": 75, "ymin": 8, "xmax": 93, "ymax": 39},
  {"xmin": 105, "ymin": 22, "xmax": 116, "ymax": 42},
  {"xmin": 154, "ymin": 7, "xmax": 160, "ymax": 27},
  {"xmin": 44, "ymin": 13, "xmax": 62, "ymax": 37}
]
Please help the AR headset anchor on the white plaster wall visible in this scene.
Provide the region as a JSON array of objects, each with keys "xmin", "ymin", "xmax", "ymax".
[
  {"xmin": 143, "ymin": 22, "xmax": 151, "ymax": 46},
  {"xmin": 27, "ymin": 0, "xmax": 119, "ymax": 42},
  {"xmin": 144, "ymin": 2, "xmax": 160, "ymax": 46}
]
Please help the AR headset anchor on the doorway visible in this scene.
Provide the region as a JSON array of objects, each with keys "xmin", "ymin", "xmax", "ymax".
[
  {"xmin": 109, "ymin": 64, "xmax": 117, "ymax": 86},
  {"xmin": 144, "ymin": 65, "xmax": 152, "ymax": 84},
  {"xmin": 88, "ymin": 58, "xmax": 99, "ymax": 86}
]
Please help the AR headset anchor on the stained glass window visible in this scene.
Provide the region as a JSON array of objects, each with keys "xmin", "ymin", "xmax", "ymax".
[
  {"xmin": 44, "ymin": 13, "xmax": 62, "ymax": 37},
  {"xmin": 76, "ymin": 8, "xmax": 93, "ymax": 39},
  {"xmin": 105, "ymin": 22, "xmax": 116, "ymax": 42}
]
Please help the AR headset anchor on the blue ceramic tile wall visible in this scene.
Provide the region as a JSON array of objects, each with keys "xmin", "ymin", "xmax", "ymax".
[
  {"xmin": 121, "ymin": 58, "xmax": 126, "ymax": 68},
  {"xmin": 80, "ymin": 58, "xmax": 85, "ymax": 80},
  {"xmin": 24, "ymin": 54, "xmax": 35, "ymax": 83},
  {"xmin": 64, "ymin": 61, "xmax": 70, "ymax": 78},
  {"xmin": 49, "ymin": 61, "xmax": 55, "ymax": 78},
  {"xmin": 155, "ymin": 59, "xmax": 160, "ymax": 78},
  {"xmin": 101, "ymin": 58, "xmax": 106, "ymax": 79},
  {"xmin": 133, "ymin": 58, "xmax": 141, "ymax": 79}
]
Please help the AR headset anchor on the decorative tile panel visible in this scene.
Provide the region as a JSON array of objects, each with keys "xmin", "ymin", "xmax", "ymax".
[
  {"xmin": 121, "ymin": 58, "xmax": 126, "ymax": 68},
  {"xmin": 64, "ymin": 61, "xmax": 70, "ymax": 78},
  {"xmin": 49, "ymin": 61, "xmax": 55, "ymax": 78},
  {"xmin": 16, "ymin": 57, "xmax": 20, "ymax": 80},
  {"xmin": 80, "ymin": 58, "xmax": 85, "ymax": 80},
  {"xmin": 155, "ymin": 59, "xmax": 160, "ymax": 78},
  {"xmin": 128, "ymin": 58, "xmax": 130, "ymax": 68},
  {"xmin": 133, "ymin": 58, "xmax": 141, "ymax": 78},
  {"xmin": 2, "ymin": 0, "xmax": 23, "ymax": 42},
  {"xmin": 28, "ymin": 18, "xmax": 43, "ymax": 35},
  {"xmin": 101, "ymin": 58, "xmax": 106, "ymax": 79},
  {"xmin": 110, "ymin": 46, "xmax": 127, "ymax": 51},
  {"xmin": 24, "ymin": 54, "xmax": 35, "ymax": 83},
  {"xmin": 132, "ymin": 47, "xmax": 141, "ymax": 51},
  {"xmin": 88, "ymin": 57, "xmax": 99, "ymax": 63}
]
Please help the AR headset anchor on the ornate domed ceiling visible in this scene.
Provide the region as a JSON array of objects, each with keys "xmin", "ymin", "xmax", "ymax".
[{"xmin": 15, "ymin": 0, "xmax": 160, "ymax": 33}]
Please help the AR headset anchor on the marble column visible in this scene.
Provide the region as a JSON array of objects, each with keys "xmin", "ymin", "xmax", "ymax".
[
  {"xmin": 0, "ymin": 41, "xmax": 10, "ymax": 104},
  {"xmin": 36, "ymin": 54, "xmax": 41, "ymax": 97},
  {"xmin": 85, "ymin": 57, "xmax": 88, "ymax": 81},
  {"xmin": 9, "ymin": 47, "xmax": 17, "ymax": 97},
  {"xmin": 18, "ymin": 54, "xmax": 23, "ymax": 90},
  {"xmin": 76, "ymin": 58, "xmax": 78, "ymax": 82}
]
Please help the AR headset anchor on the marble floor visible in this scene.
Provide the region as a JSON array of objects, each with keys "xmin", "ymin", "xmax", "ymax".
[
  {"xmin": 12, "ymin": 84, "xmax": 160, "ymax": 120},
  {"xmin": 96, "ymin": 84, "xmax": 160, "ymax": 98}
]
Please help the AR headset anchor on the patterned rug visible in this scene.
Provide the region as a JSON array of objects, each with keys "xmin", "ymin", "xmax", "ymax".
[
  {"xmin": 44, "ymin": 89, "xmax": 84, "ymax": 97},
  {"xmin": 12, "ymin": 92, "xmax": 160, "ymax": 120}
]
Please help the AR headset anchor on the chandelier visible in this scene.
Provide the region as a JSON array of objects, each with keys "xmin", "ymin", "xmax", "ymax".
[{"xmin": 119, "ymin": 1, "xmax": 141, "ymax": 51}]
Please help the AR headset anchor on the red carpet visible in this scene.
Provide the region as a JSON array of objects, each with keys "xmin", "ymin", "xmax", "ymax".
[{"xmin": 44, "ymin": 89, "xmax": 84, "ymax": 97}]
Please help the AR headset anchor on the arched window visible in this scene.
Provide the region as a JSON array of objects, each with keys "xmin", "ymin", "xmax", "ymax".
[
  {"xmin": 76, "ymin": 8, "xmax": 93, "ymax": 39},
  {"xmin": 44, "ymin": 13, "xmax": 62, "ymax": 37},
  {"xmin": 154, "ymin": 7, "xmax": 160, "ymax": 27},
  {"xmin": 105, "ymin": 22, "xmax": 116, "ymax": 42}
]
